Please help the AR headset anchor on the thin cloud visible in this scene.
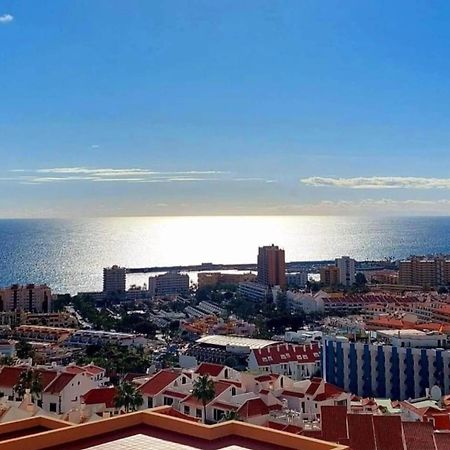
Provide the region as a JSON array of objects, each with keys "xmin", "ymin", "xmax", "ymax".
[
  {"xmin": 301, "ymin": 176, "xmax": 450, "ymax": 189},
  {"xmin": 3, "ymin": 167, "xmax": 274, "ymax": 184},
  {"xmin": 0, "ymin": 14, "xmax": 13, "ymax": 24}
]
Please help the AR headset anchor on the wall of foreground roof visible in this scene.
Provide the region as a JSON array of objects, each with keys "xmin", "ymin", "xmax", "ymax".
[{"xmin": 0, "ymin": 407, "xmax": 348, "ymax": 450}]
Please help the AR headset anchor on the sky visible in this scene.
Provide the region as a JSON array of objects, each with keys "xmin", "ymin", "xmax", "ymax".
[{"xmin": 1, "ymin": 1, "xmax": 450, "ymax": 217}]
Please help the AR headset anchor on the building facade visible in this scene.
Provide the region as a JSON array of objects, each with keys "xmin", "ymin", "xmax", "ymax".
[
  {"xmin": 257, "ymin": 245, "xmax": 286, "ymax": 288},
  {"xmin": 399, "ymin": 255, "xmax": 450, "ymax": 287},
  {"xmin": 102, "ymin": 265, "xmax": 126, "ymax": 294},
  {"xmin": 335, "ymin": 257, "xmax": 356, "ymax": 287},
  {"xmin": 323, "ymin": 336, "xmax": 450, "ymax": 400},
  {"xmin": 148, "ymin": 272, "xmax": 190, "ymax": 296},
  {"xmin": 0, "ymin": 284, "xmax": 51, "ymax": 313}
]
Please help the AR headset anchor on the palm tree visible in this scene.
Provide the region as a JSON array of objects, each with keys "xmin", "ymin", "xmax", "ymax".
[
  {"xmin": 220, "ymin": 410, "xmax": 240, "ymax": 422},
  {"xmin": 192, "ymin": 374, "xmax": 215, "ymax": 423},
  {"xmin": 114, "ymin": 381, "xmax": 143, "ymax": 413},
  {"xmin": 14, "ymin": 369, "xmax": 42, "ymax": 402}
]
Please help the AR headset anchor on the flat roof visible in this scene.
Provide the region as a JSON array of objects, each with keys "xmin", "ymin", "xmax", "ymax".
[
  {"xmin": 377, "ymin": 329, "xmax": 445, "ymax": 337},
  {"xmin": 196, "ymin": 335, "xmax": 279, "ymax": 349}
]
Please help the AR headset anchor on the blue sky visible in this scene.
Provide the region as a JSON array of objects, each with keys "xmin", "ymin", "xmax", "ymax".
[{"xmin": 1, "ymin": 1, "xmax": 450, "ymax": 217}]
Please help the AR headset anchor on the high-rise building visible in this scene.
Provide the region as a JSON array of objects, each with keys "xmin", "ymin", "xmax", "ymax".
[
  {"xmin": 335, "ymin": 256, "xmax": 356, "ymax": 287},
  {"xmin": 257, "ymin": 244, "xmax": 286, "ymax": 288},
  {"xmin": 399, "ymin": 255, "xmax": 450, "ymax": 287},
  {"xmin": 103, "ymin": 265, "xmax": 126, "ymax": 294},
  {"xmin": 320, "ymin": 265, "xmax": 340, "ymax": 286},
  {"xmin": 148, "ymin": 272, "xmax": 190, "ymax": 296},
  {"xmin": 0, "ymin": 284, "xmax": 51, "ymax": 313}
]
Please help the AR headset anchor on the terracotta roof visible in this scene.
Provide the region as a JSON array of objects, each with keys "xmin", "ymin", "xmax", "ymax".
[
  {"xmin": 156, "ymin": 407, "xmax": 199, "ymax": 422},
  {"xmin": 237, "ymin": 398, "xmax": 270, "ymax": 419},
  {"xmin": 64, "ymin": 366, "xmax": 86, "ymax": 374},
  {"xmin": 403, "ymin": 421, "xmax": 435, "ymax": 450},
  {"xmin": 123, "ymin": 372, "xmax": 146, "ymax": 383},
  {"xmin": 0, "ymin": 367, "xmax": 26, "ymax": 388},
  {"xmin": 82, "ymin": 387, "xmax": 117, "ymax": 408},
  {"xmin": 44, "ymin": 373, "xmax": 76, "ymax": 394},
  {"xmin": 82, "ymin": 364, "xmax": 104, "ymax": 375},
  {"xmin": 372, "ymin": 415, "xmax": 404, "ymax": 450},
  {"xmin": 255, "ymin": 374, "xmax": 279, "ymax": 382},
  {"xmin": 433, "ymin": 414, "xmax": 450, "ymax": 431},
  {"xmin": 347, "ymin": 413, "xmax": 376, "ymax": 450},
  {"xmin": 181, "ymin": 380, "xmax": 231, "ymax": 406},
  {"xmin": 194, "ymin": 363, "xmax": 224, "ymax": 377},
  {"xmin": 210, "ymin": 401, "xmax": 238, "ymax": 411},
  {"xmin": 281, "ymin": 390, "xmax": 304, "ymax": 399},
  {"xmin": 321, "ymin": 405, "xmax": 348, "ymax": 443},
  {"xmin": 252, "ymin": 343, "xmax": 320, "ymax": 367},
  {"xmin": 162, "ymin": 390, "xmax": 188, "ymax": 399},
  {"xmin": 314, "ymin": 383, "xmax": 345, "ymax": 402},
  {"xmin": 435, "ymin": 432, "xmax": 450, "ymax": 450},
  {"xmin": 139, "ymin": 369, "xmax": 181, "ymax": 396},
  {"xmin": 305, "ymin": 379, "xmax": 322, "ymax": 396}
]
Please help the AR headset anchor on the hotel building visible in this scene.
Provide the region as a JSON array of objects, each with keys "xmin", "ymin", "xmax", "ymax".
[
  {"xmin": 102, "ymin": 265, "xmax": 126, "ymax": 294},
  {"xmin": 0, "ymin": 284, "xmax": 51, "ymax": 313},
  {"xmin": 323, "ymin": 331, "xmax": 450, "ymax": 401},
  {"xmin": 148, "ymin": 272, "xmax": 190, "ymax": 296},
  {"xmin": 257, "ymin": 244, "xmax": 286, "ymax": 288},
  {"xmin": 399, "ymin": 255, "xmax": 450, "ymax": 287}
]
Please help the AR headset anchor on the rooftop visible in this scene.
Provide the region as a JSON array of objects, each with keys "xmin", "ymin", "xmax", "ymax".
[
  {"xmin": 0, "ymin": 407, "xmax": 348, "ymax": 450},
  {"xmin": 196, "ymin": 335, "xmax": 279, "ymax": 349}
]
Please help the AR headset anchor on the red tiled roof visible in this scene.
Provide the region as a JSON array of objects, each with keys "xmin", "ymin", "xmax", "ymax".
[
  {"xmin": 82, "ymin": 387, "xmax": 117, "ymax": 408},
  {"xmin": 44, "ymin": 373, "xmax": 76, "ymax": 394},
  {"xmin": 372, "ymin": 415, "xmax": 404, "ymax": 450},
  {"xmin": 321, "ymin": 405, "xmax": 348, "ymax": 443},
  {"xmin": 433, "ymin": 414, "xmax": 450, "ymax": 431},
  {"xmin": 195, "ymin": 363, "xmax": 224, "ymax": 377},
  {"xmin": 162, "ymin": 390, "xmax": 188, "ymax": 399},
  {"xmin": 347, "ymin": 413, "xmax": 376, "ymax": 450},
  {"xmin": 0, "ymin": 367, "xmax": 25, "ymax": 388},
  {"xmin": 181, "ymin": 380, "xmax": 231, "ymax": 406},
  {"xmin": 82, "ymin": 364, "xmax": 104, "ymax": 375},
  {"xmin": 403, "ymin": 422, "xmax": 435, "ymax": 450},
  {"xmin": 139, "ymin": 369, "xmax": 181, "ymax": 396},
  {"xmin": 237, "ymin": 398, "xmax": 270, "ymax": 419},
  {"xmin": 156, "ymin": 407, "xmax": 199, "ymax": 422},
  {"xmin": 314, "ymin": 383, "xmax": 345, "ymax": 402},
  {"xmin": 252, "ymin": 343, "xmax": 320, "ymax": 367},
  {"xmin": 305, "ymin": 379, "xmax": 322, "ymax": 396},
  {"xmin": 281, "ymin": 390, "xmax": 304, "ymax": 399},
  {"xmin": 65, "ymin": 366, "xmax": 86, "ymax": 374},
  {"xmin": 435, "ymin": 432, "xmax": 450, "ymax": 450},
  {"xmin": 255, "ymin": 374, "xmax": 279, "ymax": 382},
  {"xmin": 0, "ymin": 367, "xmax": 57, "ymax": 390},
  {"xmin": 123, "ymin": 372, "xmax": 146, "ymax": 383},
  {"xmin": 210, "ymin": 401, "xmax": 238, "ymax": 411}
]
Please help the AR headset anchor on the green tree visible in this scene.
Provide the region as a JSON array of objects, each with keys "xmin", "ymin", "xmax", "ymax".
[
  {"xmin": 14, "ymin": 369, "xmax": 42, "ymax": 401},
  {"xmin": 114, "ymin": 381, "xmax": 143, "ymax": 413},
  {"xmin": 15, "ymin": 339, "xmax": 34, "ymax": 360},
  {"xmin": 192, "ymin": 374, "xmax": 215, "ymax": 423}
]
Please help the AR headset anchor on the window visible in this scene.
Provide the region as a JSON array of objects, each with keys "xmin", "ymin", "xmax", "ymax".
[
  {"xmin": 231, "ymin": 387, "xmax": 236, "ymax": 396},
  {"xmin": 214, "ymin": 409, "xmax": 224, "ymax": 422},
  {"xmin": 196, "ymin": 408, "xmax": 202, "ymax": 418},
  {"xmin": 184, "ymin": 405, "xmax": 190, "ymax": 415},
  {"xmin": 164, "ymin": 397, "xmax": 173, "ymax": 406},
  {"xmin": 37, "ymin": 400, "xmax": 42, "ymax": 408},
  {"xmin": 49, "ymin": 403, "xmax": 57, "ymax": 412},
  {"xmin": 147, "ymin": 397, "xmax": 153, "ymax": 408},
  {"xmin": 182, "ymin": 377, "xmax": 186, "ymax": 385}
]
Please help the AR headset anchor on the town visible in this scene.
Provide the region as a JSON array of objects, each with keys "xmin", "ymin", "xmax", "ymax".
[{"xmin": 0, "ymin": 247, "xmax": 449, "ymax": 449}]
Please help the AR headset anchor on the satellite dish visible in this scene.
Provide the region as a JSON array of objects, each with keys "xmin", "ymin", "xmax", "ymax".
[{"xmin": 430, "ymin": 385, "xmax": 442, "ymax": 402}]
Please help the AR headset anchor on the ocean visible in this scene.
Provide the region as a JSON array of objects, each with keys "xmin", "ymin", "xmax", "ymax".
[{"xmin": 0, "ymin": 216, "xmax": 449, "ymax": 294}]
